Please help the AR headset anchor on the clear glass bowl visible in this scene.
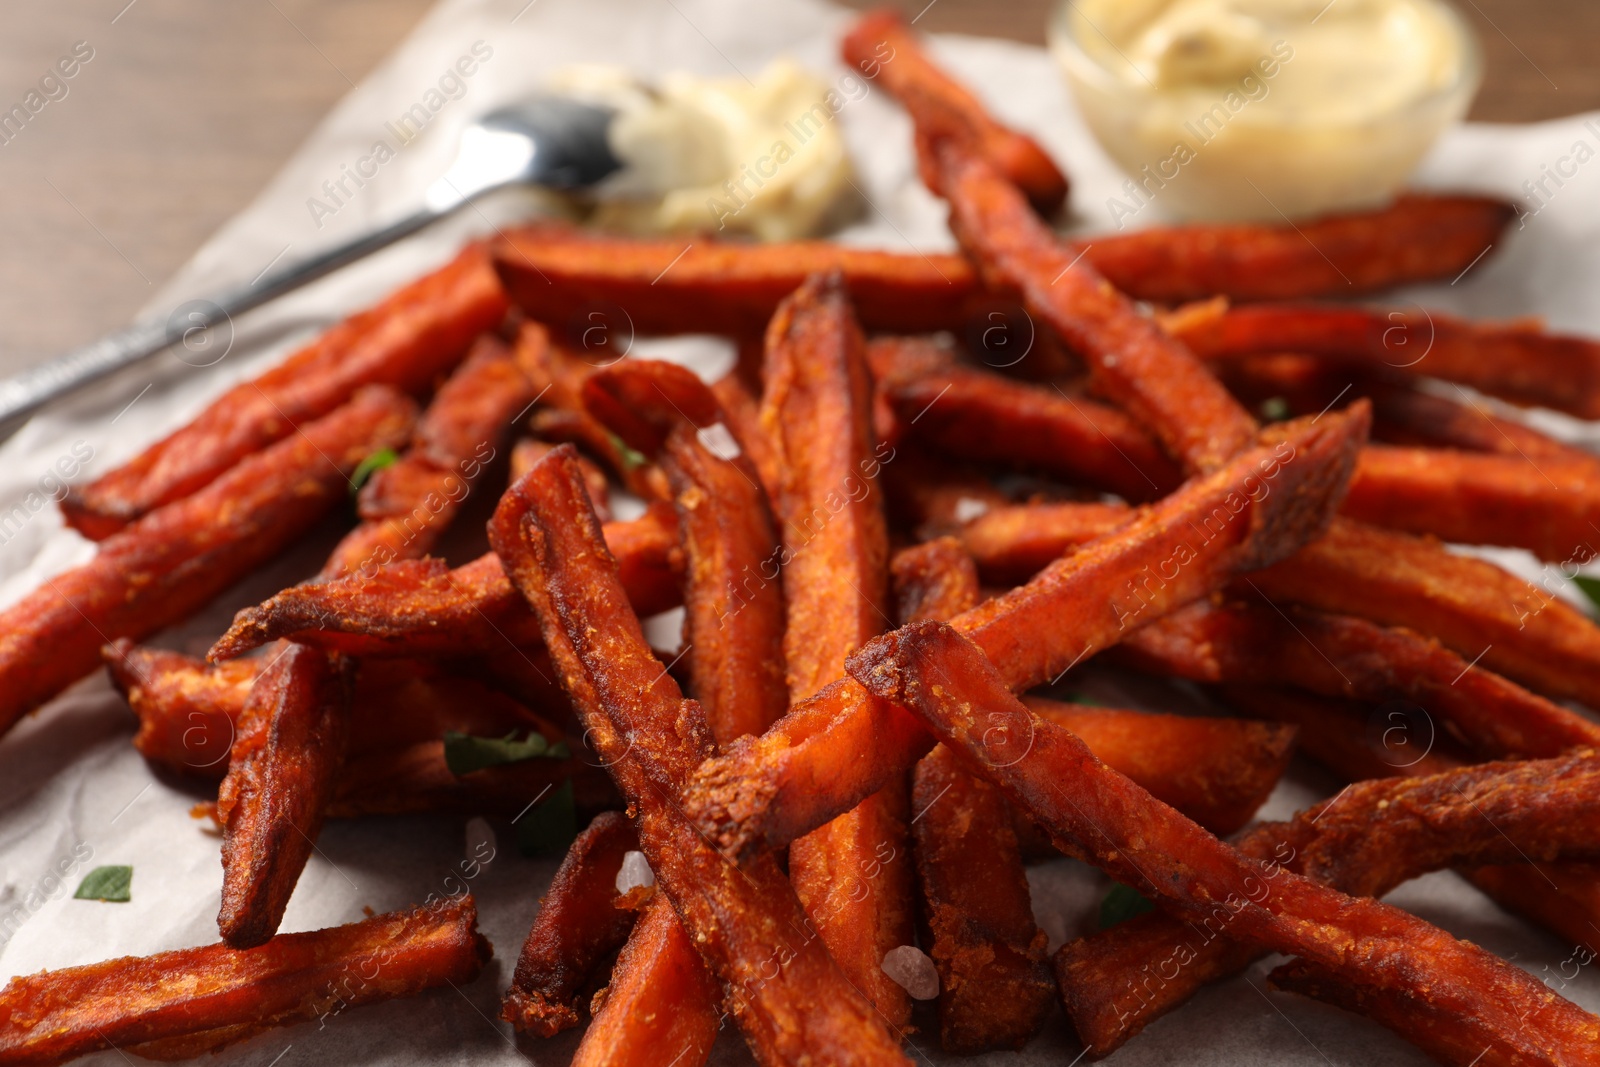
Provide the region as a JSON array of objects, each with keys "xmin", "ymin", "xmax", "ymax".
[{"xmin": 1048, "ymin": 0, "xmax": 1482, "ymax": 223}]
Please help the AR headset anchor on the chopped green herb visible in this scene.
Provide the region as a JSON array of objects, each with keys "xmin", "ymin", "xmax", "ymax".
[
  {"xmin": 1258, "ymin": 397, "xmax": 1292, "ymax": 423},
  {"xmin": 349, "ymin": 448, "xmax": 400, "ymax": 494},
  {"xmin": 443, "ymin": 730, "xmax": 567, "ymax": 776},
  {"xmin": 1574, "ymin": 574, "xmax": 1600, "ymax": 613},
  {"xmin": 607, "ymin": 431, "xmax": 649, "ymax": 472},
  {"xmin": 516, "ymin": 779, "xmax": 577, "ymax": 856},
  {"xmin": 74, "ymin": 866, "xmax": 132, "ymax": 903},
  {"xmin": 1068, "ymin": 693, "xmax": 1106, "ymax": 708},
  {"xmin": 1098, "ymin": 882, "xmax": 1154, "ymax": 929}
]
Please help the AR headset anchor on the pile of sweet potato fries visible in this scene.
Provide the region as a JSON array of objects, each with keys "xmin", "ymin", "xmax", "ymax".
[{"xmin": 3, "ymin": 10, "xmax": 1599, "ymax": 1066}]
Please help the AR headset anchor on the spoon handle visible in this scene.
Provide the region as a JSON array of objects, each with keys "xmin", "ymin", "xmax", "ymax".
[{"xmin": 0, "ymin": 204, "xmax": 445, "ymax": 435}]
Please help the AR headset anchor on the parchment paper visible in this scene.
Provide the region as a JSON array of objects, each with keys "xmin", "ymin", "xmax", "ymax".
[{"xmin": 1, "ymin": 0, "xmax": 1598, "ymax": 1064}]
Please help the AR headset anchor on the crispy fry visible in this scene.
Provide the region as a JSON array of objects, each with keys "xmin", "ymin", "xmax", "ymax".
[
  {"xmin": 936, "ymin": 144, "xmax": 1257, "ymax": 472},
  {"xmin": 760, "ymin": 275, "xmax": 916, "ymax": 1028},
  {"xmin": 323, "ymin": 334, "xmax": 534, "ymax": 576},
  {"xmin": 0, "ymin": 387, "xmax": 414, "ymax": 738},
  {"xmin": 1344, "ymin": 445, "xmax": 1600, "ymax": 563},
  {"xmin": 1119, "ymin": 597, "xmax": 1600, "ymax": 759},
  {"xmin": 958, "ymin": 501, "xmax": 1130, "ymax": 583},
  {"xmin": 1175, "ymin": 302, "xmax": 1600, "ymax": 418},
  {"xmin": 840, "ymin": 10, "xmax": 1068, "ymax": 214},
  {"xmin": 490, "ymin": 447, "xmax": 912, "ymax": 1066},
  {"xmin": 62, "ymin": 247, "xmax": 503, "ymax": 540},
  {"xmin": 711, "ymin": 371, "xmax": 784, "ymax": 505},
  {"xmin": 1082, "ymin": 194, "xmax": 1515, "ymax": 303},
  {"xmin": 502, "ymin": 811, "xmax": 640, "ymax": 1036},
  {"xmin": 216, "ymin": 644, "xmax": 351, "ymax": 948},
  {"xmin": 891, "ymin": 538, "xmax": 980, "ymax": 626},
  {"xmin": 849, "ymin": 621, "xmax": 1600, "ymax": 1063},
  {"xmin": 106, "ymin": 645, "xmax": 564, "ymax": 780},
  {"xmin": 209, "ymin": 503, "xmax": 681, "ymax": 661},
  {"xmin": 685, "ymin": 408, "xmax": 1367, "ymax": 860},
  {"xmin": 585, "ymin": 360, "xmax": 789, "ymax": 743},
  {"xmin": 571, "ymin": 897, "xmax": 722, "ymax": 1067},
  {"xmin": 510, "ymin": 438, "xmax": 611, "ymax": 520},
  {"xmin": 1467, "ymin": 861, "xmax": 1600, "ymax": 958},
  {"xmin": 880, "ymin": 359, "xmax": 1181, "ymax": 502},
  {"xmin": 912, "ymin": 743, "xmax": 1055, "ymax": 1053},
  {"xmin": 0, "ymin": 896, "xmax": 490, "ymax": 1065},
  {"xmin": 1258, "ymin": 517, "xmax": 1600, "ymax": 710},
  {"xmin": 1055, "ymin": 744, "xmax": 1600, "ymax": 1053},
  {"xmin": 1028, "ymin": 698, "xmax": 1293, "ymax": 835}
]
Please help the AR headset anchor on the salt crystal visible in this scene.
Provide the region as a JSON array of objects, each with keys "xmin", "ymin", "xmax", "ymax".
[
  {"xmin": 880, "ymin": 945, "xmax": 939, "ymax": 1000},
  {"xmin": 952, "ymin": 496, "xmax": 990, "ymax": 523},
  {"xmin": 696, "ymin": 422, "xmax": 742, "ymax": 461},
  {"xmin": 615, "ymin": 850, "xmax": 655, "ymax": 894}
]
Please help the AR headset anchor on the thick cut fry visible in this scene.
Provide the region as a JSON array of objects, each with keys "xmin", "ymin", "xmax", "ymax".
[
  {"xmin": 1119, "ymin": 598, "xmax": 1600, "ymax": 760},
  {"xmin": 1259, "ymin": 517, "xmax": 1600, "ymax": 711},
  {"xmin": 840, "ymin": 10, "xmax": 1067, "ymax": 214},
  {"xmin": 493, "ymin": 199, "xmax": 1511, "ymax": 342},
  {"xmin": 585, "ymin": 360, "xmax": 788, "ymax": 743},
  {"xmin": 881, "ymin": 361, "xmax": 1180, "ymax": 502},
  {"xmin": 891, "ymin": 538, "xmax": 980, "ymax": 626},
  {"xmin": 209, "ymin": 504, "xmax": 681, "ymax": 662},
  {"xmin": 571, "ymin": 897, "xmax": 722, "ymax": 1067},
  {"xmin": 1028, "ymin": 698, "xmax": 1293, "ymax": 835},
  {"xmin": 0, "ymin": 387, "xmax": 414, "ymax": 737},
  {"xmin": 510, "ymin": 438, "xmax": 612, "ymax": 520},
  {"xmin": 912, "ymin": 744, "xmax": 1055, "ymax": 1053},
  {"xmin": 216, "ymin": 644, "xmax": 351, "ymax": 948},
  {"xmin": 937, "ymin": 144, "xmax": 1257, "ymax": 473},
  {"xmin": 1467, "ymin": 861, "xmax": 1600, "ymax": 958},
  {"xmin": 323, "ymin": 334, "xmax": 534, "ymax": 576},
  {"xmin": 1344, "ymin": 445, "xmax": 1600, "ymax": 563},
  {"xmin": 685, "ymin": 408, "xmax": 1367, "ymax": 860},
  {"xmin": 760, "ymin": 275, "xmax": 915, "ymax": 1030},
  {"xmin": 849, "ymin": 622, "xmax": 1600, "ymax": 1064},
  {"xmin": 0, "ymin": 896, "xmax": 490, "ymax": 1065},
  {"xmin": 1176, "ymin": 302, "xmax": 1600, "ymax": 419},
  {"xmin": 106, "ymin": 645, "xmax": 562, "ymax": 781},
  {"xmin": 489, "ymin": 448, "xmax": 911, "ymax": 1067},
  {"xmin": 1054, "ymin": 746, "xmax": 1600, "ymax": 1053},
  {"xmin": 1080, "ymin": 194, "xmax": 1514, "ymax": 303},
  {"xmin": 62, "ymin": 247, "xmax": 504, "ymax": 540},
  {"xmin": 502, "ymin": 811, "xmax": 640, "ymax": 1036}
]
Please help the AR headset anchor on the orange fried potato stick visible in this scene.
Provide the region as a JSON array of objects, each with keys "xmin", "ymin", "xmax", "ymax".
[
  {"xmin": 0, "ymin": 896, "xmax": 490, "ymax": 1065},
  {"xmin": 63, "ymin": 245, "xmax": 504, "ymax": 540},
  {"xmin": 0, "ymin": 386, "xmax": 415, "ymax": 739}
]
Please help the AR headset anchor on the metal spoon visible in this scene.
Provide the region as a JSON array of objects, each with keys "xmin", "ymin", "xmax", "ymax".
[{"xmin": 0, "ymin": 95, "xmax": 621, "ymax": 433}]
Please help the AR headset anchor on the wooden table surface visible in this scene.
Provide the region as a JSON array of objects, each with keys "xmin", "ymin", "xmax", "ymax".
[{"xmin": 0, "ymin": 0, "xmax": 1592, "ymax": 378}]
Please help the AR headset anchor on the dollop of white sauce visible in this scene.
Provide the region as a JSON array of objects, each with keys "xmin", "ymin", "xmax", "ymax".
[{"xmin": 548, "ymin": 60, "xmax": 857, "ymax": 240}]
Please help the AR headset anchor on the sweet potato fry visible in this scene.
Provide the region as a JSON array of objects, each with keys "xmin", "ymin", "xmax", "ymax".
[
  {"xmin": 63, "ymin": 246, "xmax": 504, "ymax": 540},
  {"xmin": 1081, "ymin": 194, "xmax": 1515, "ymax": 303},
  {"xmin": 1028, "ymin": 698, "xmax": 1293, "ymax": 836},
  {"xmin": 1054, "ymin": 745, "xmax": 1600, "ymax": 1053},
  {"xmin": 1344, "ymin": 445, "xmax": 1600, "ymax": 563},
  {"xmin": 840, "ymin": 10, "xmax": 1067, "ymax": 215},
  {"xmin": 502, "ymin": 811, "xmax": 640, "ymax": 1036},
  {"xmin": 0, "ymin": 387, "xmax": 414, "ymax": 738},
  {"xmin": 684, "ymin": 407, "xmax": 1367, "ymax": 861},
  {"xmin": 106, "ymin": 645, "xmax": 563, "ymax": 780},
  {"xmin": 880, "ymin": 360, "xmax": 1181, "ymax": 502},
  {"xmin": 488, "ymin": 447, "xmax": 911, "ymax": 1066},
  {"xmin": 209, "ymin": 503, "xmax": 681, "ymax": 661},
  {"xmin": 958, "ymin": 501, "xmax": 1130, "ymax": 584},
  {"xmin": 711, "ymin": 371, "xmax": 784, "ymax": 506},
  {"xmin": 216, "ymin": 644, "xmax": 351, "ymax": 948},
  {"xmin": 912, "ymin": 743, "xmax": 1055, "ymax": 1054},
  {"xmin": 1258, "ymin": 517, "xmax": 1600, "ymax": 711},
  {"xmin": 1118, "ymin": 597, "xmax": 1600, "ymax": 759},
  {"xmin": 1466, "ymin": 861, "xmax": 1600, "ymax": 958},
  {"xmin": 584, "ymin": 359, "xmax": 788, "ymax": 743},
  {"xmin": 1175, "ymin": 302, "xmax": 1600, "ymax": 419},
  {"xmin": 570, "ymin": 896, "xmax": 722, "ymax": 1067},
  {"xmin": 322, "ymin": 334, "xmax": 534, "ymax": 576},
  {"xmin": 510, "ymin": 438, "xmax": 611, "ymax": 520},
  {"xmin": 891, "ymin": 538, "xmax": 980, "ymax": 626},
  {"xmin": 0, "ymin": 895, "xmax": 490, "ymax": 1065},
  {"xmin": 760, "ymin": 275, "xmax": 915, "ymax": 1029},
  {"xmin": 849, "ymin": 621, "xmax": 1600, "ymax": 1062}
]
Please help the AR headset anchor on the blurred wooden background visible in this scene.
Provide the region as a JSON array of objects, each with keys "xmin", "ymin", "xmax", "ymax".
[{"xmin": 0, "ymin": 0, "xmax": 1592, "ymax": 377}]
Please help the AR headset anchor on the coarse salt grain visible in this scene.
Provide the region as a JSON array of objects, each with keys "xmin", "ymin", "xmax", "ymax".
[
  {"xmin": 880, "ymin": 945, "xmax": 939, "ymax": 1000},
  {"xmin": 615, "ymin": 850, "xmax": 655, "ymax": 894}
]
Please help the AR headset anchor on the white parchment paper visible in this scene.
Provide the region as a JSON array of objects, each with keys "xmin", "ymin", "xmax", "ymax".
[{"xmin": 1, "ymin": 0, "xmax": 1599, "ymax": 1064}]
